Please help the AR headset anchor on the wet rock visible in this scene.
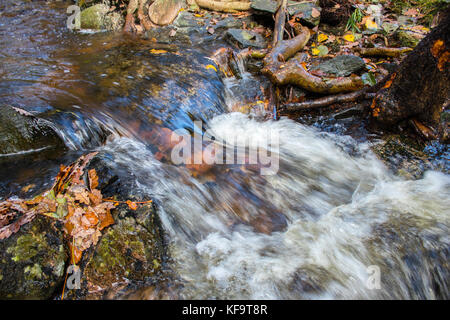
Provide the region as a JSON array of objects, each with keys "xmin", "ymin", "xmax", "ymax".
[
  {"xmin": 173, "ymin": 10, "xmax": 200, "ymax": 28},
  {"xmin": 225, "ymin": 28, "xmax": 266, "ymax": 49},
  {"xmin": 148, "ymin": 0, "xmax": 184, "ymax": 26},
  {"xmin": 80, "ymin": 4, "xmax": 124, "ymax": 31},
  {"xmin": 311, "ymin": 55, "xmax": 365, "ymax": 77},
  {"xmin": 0, "ymin": 216, "xmax": 67, "ymax": 299},
  {"xmin": 0, "ymin": 105, "xmax": 65, "ymax": 155},
  {"xmin": 146, "ymin": 26, "xmax": 193, "ymax": 44},
  {"xmin": 251, "ymin": 0, "xmax": 321, "ymax": 27},
  {"xmin": 371, "ymin": 135, "xmax": 431, "ymax": 179},
  {"xmin": 65, "ymin": 153, "xmax": 168, "ymax": 299}
]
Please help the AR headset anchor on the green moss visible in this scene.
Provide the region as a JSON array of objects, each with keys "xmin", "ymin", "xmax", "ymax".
[
  {"xmin": 6, "ymin": 233, "xmax": 45, "ymax": 262},
  {"xmin": 24, "ymin": 264, "xmax": 43, "ymax": 281},
  {"xmin": 391, "ymin": 0, "xmax": 449, "ymax": 27}
]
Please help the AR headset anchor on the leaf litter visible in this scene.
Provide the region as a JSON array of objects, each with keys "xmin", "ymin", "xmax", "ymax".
[{"xmin": 0, "ymin": 152, "xmax": 152, "ymax": 264}]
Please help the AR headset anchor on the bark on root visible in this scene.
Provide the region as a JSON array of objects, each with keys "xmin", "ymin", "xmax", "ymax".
[
  {"xmin": 281, "ymin": 89, "xmax": 375, "ymax": 112},
  {"xmin": 355, "ymin": 47, "xmax": 413, "ymax": 57},
  {"xmin": 195, "ymin": 0, "xmax": 251, "ymax": 12},
  {"xmin": 264, "ymin": 53, "xmax": 364, "ymax": 94}
]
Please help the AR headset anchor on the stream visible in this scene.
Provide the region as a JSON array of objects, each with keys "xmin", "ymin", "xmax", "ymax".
[{"xmin": 0, "ymin": 0, "xmax": 449, "ymax": 299}]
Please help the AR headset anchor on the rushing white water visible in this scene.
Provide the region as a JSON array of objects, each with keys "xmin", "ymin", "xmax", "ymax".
[{"xmin": 101, "ymin": 113, "xmax": 450, "ymax": 299}]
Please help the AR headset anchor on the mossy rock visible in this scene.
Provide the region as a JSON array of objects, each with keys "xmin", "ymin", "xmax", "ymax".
[
  {"xmin": 0, "ymin": 105, "xmax": 65, "ymax": 156},
  {"xmin": 80, "ymin": 4, "xmax": 124, "ymax": 31},
  {"xmin": 80, "ymin": 203, "xmax": 167, "ymax": 299},
  {"xmin": 0, "ymin": 216, "xmax": 67, "ymax": 299}
]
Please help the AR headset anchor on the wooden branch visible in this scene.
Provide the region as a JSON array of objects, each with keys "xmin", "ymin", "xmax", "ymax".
[
  {"xmin": 273, "ymin": 0, "xmax": 288, "ymax": 47},
  {"xmin": 195, "ymin": 0, "xmax": 251, "ymax": 12},
  {"xmin": 263, "ymin": 26, "xmax": 310, "ymax": 67},
  {"xmin": 355, "ymin": 47, "xmax": 413, "ymax": 57}
]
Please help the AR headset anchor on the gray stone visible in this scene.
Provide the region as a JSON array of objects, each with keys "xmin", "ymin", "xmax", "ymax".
[
  {"xmin": 311, "ymin": 55, "xmax": 365, "ymax": 77},
  {"xmin": 225, "ymin": 28, "xmax": 266, "ymax": 49},
  {"xmin": 0, "ymin": 105, "xmax": 65, "ymax": 155},
  {"xmin": 251, "ymin": 0, "xmax": 321, "ymax": 26}
]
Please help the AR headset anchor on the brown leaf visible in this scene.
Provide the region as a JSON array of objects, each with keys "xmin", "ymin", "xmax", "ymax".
[{"xmin": 88, "ymin": 169, "xmax": 99, "ymax": 190}]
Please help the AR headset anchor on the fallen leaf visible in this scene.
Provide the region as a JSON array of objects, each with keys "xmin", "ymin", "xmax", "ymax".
[
  {"xmin": 126, "ymin": 200, "xmax": 138, "ymax": 211},
  {"xmin": 365, "ymin": 18, "xmax": 378, "ymax": 30},
  {"xmin": 343, "ymin": 33, "xmax": 355, "ymax": 42},
  {"xmin": 150, "ymin": 49, "xmax": 168, "ymax": 54},
  {"xmin": 318, "ymin": 33, "xmax": 328, "ymax": 43},
  {"xmin": 205, "ymin": 64, "xmax": 217, "ymax": 72}
]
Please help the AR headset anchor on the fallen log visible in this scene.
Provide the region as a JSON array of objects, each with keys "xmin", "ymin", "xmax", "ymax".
[
  {"xmin": 264, "ymin": 53, "xmax": 365, "ymax": 94},
  {"xmin": 355, "ymin": 46, "xmax": 413, "ymax": 57},
  {"xmin": 195, "ymin": 0, "xmax": 251, "ymax": 12}
]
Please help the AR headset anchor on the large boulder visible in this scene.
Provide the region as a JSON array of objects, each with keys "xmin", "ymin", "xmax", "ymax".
[
  {"xmin": 0, "ymin": 105, "xmax": 65, "ymax": 156},
  {"xmin": 148, "ymin": 0, "xmax": 184, "ymax": 26},
  {"xmin": 80, "ymin": 4, "xmax": 124, "ymax": 31},
  {"xmin": 64, "ymin": 153, "xmax": 169, "ymax": 299},
  {"xmin": 0, "ymin": 216, "xmax": 67, "ymax": 299}
]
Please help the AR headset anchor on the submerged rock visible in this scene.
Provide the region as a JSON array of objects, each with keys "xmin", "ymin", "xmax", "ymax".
[
  {"xmin": 225, "ymin": 28, "xmax": 266, "ymax": 49},
  {"xmin": 80, "ymin": 4, "xmax": 124, "ymax": 31},
  {"xmin": 0, "ymin": 216, "xmax": 67, "ymax": 299},
  {"xmin": 0, "ymin": 105, "xmax": 65, "ymax": 156},
  {"xmin": 311, "ymin": 55, "xmax": 366, "ymax": 77}
]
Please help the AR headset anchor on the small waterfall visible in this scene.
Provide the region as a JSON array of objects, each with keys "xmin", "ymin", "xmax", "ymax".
[{"xmin": 100, "ymin": 113, "xmax": 450, "ymax": 299}]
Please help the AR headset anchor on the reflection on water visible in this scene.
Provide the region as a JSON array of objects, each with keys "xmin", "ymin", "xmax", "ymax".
[{"xmin": 0, "ymin": 0, "xmax": 449, "ymax": 299}]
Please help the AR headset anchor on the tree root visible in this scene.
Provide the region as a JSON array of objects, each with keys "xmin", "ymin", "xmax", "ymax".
[
  {"xmin": 263, "ymin": 26, "xmax": 311, "ymax": 67},
  {"xmin": 355, "ymin": 46, "xmax": 413, "ymax": 57},
  {"xmin": 280, "ymin": 89, "xmax": 375, "ymax": 112},
  {"xmin": 273, "ymin": 0, "xmax": 288, "ymax": 46},
  {"xmin": 195, "ymin": 0, "xmax": 251, "ymax": 13},
  {"xmin": 264, "ymin": 53, "xmax": 365, "ymax": 94}
]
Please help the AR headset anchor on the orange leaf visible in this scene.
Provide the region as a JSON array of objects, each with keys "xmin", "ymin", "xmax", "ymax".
[
  {"xmin": 126, "ymin": 200, "xmax": 138, "ymax": 210},
  {"xmin": 69, "ymin": 242, "xmax": 83, "ymax": 264},
  {"xmin": 98, "ymin": 210, "xmax": 114, "ymax": 230},
  {"xmin": 88, "ymin": 169, "xmax": 99, "ymax": 190}
]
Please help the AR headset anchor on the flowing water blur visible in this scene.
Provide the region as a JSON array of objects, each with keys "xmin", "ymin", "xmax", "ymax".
[{"xmin": 0, "ymin": 0, "xmax": 449, "ymax": 299}]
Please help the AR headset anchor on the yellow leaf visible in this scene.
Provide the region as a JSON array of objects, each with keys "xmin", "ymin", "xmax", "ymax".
[
  {"xmin": 318, "ymin": 33, "xmax": 328, "ymax": 43},
  {"xmin": 312, "ymin": 47, "xmax": 320, "ymax": 56},
  {"xmin": 150, "ymin": 49, "xmax": 168, "ymax": 54},
  {"xmin": 343, "ymin": 33, "xmax": 355, "ymax": 42},
  {"xmin": 365, "ymin": 18, "xmax": 378, "ymax": 30},
  {"xmin": 205, "ymin": 64, "xmax": 217, "ymax": 72}
]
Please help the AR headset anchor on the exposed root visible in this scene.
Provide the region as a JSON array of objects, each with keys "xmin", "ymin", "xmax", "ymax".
[
  {"xmin": 273, "ymin": 0, "xmax": 288, "ymax": 46},
  {"xmin": 263, "ymin": 26, "xmax": 310, "ymax": 68},
  {"xmin": 264, "ymin": 53, "xmax": 364, "ymax": 94},
  {"xmin": 355, "ymin": 46, "xmax": 413, "ymax": 57},
  {"xmin": 280, "ymin": 89, "xmax": 375, "ymax": 112},
  {"xmin": 195, "ymin": 0, "xmax": 251, "ymax": 13}
]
